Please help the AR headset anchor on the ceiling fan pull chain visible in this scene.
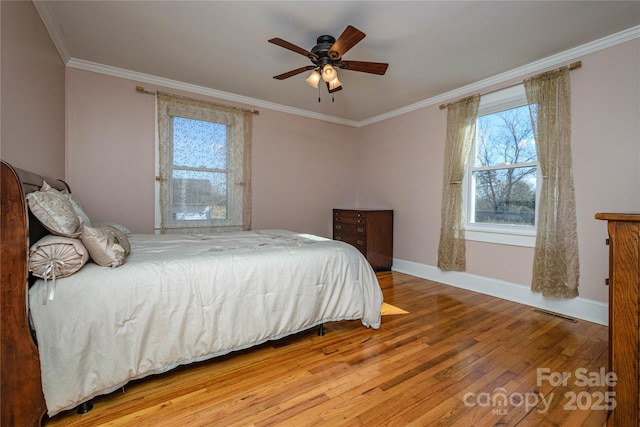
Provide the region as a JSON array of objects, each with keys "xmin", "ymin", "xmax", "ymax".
[{"xmin": 318, "ymin": 85, "xmax": 321, "ymax": 103}]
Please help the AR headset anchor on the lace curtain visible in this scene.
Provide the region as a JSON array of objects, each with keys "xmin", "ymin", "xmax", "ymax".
[
  {"xmin": 157, "ymin": 93, "xmax": 252, "ymax": 234},
  {"xmin": 524, "ymin": 68, "xmax": 579, "ymax": 297},
  {"xmin": 437, "ymin": 95, "xmax": 480, "ymax": 271}
]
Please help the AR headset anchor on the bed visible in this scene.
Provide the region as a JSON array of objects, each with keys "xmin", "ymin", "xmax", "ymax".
[{"xmin": 0, "ymin": 160, "xmax": 383, "ymax": 425}]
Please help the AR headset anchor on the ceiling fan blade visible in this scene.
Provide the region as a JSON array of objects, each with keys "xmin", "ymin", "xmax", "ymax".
[
  {"xmin": 328, "ymin": 25, "xmax": 366, "ymax": 59},
  {"xmin": 268, "ymin": 38, "xmax": 318, "ymax": 60},
  {"xmin": 273, "ymin": 65, "xmax": 316, "ymax": 80},
  {"xmin": 338, "ymin": 60, "xmax": 389, "ymax": 75},
  {"xmin": 326, "ymin": 81, "xmax": 343, "ymax": 93}
]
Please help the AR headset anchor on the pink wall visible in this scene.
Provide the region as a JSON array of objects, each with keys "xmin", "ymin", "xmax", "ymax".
[
  {"xmin": 0, "ymin": 1, "xmax": 65, "ymax": 177},
  {"xmin": 250, "ymin": 109, "xmax": 359, "ymax": 236},
  {"xmin": 10, "ymin": 2, "xmax": 638, "ymax": 307},
  {"xmin": 66, "ymin": 70, "xmax": 156, "ymax": 234},
  {"xmin": 571, "ymin": 39, "xmax": 640, "ymax": 301},
  {"xmin": 65, "ymin": 68, "xmax": 359, "ymax": 236},
  {"xmin": 358, "ymin": 39, "xmax": 640, "ymax": 303},
  {"xmin": 358, "ymin": 106, "xmax": 445, "ymax": 265}
]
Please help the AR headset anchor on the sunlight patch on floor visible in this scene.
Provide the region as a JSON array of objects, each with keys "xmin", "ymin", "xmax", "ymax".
[{"xmin": 381, "ymin": 302, "xmax": 409, "ymax": 315}]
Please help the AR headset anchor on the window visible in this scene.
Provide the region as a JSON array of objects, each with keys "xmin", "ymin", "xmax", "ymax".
[
  {"xmin": 465, "ymin": 85, "xmax": 538, "ymax": 246},
  {"xmin": 157, "ymin": 93, "xmax": 252, "ymax": 233},
  {"xmin": 170, "ymin": 117, "xmax": 232, "ymax": 222}
]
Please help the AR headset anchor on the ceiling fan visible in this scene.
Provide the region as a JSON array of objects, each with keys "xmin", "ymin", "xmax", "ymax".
[{"xmin": 269, "ymin": 25, "xmax": 389, "ymax": 94}]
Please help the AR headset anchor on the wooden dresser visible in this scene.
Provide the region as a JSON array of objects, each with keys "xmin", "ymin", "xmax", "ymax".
[
  {"xmin": 595, "ymin": 212, "xmax": 640, "ymax": 427},
  {"xmin": 333, "ymin": 209, "xmax": 393, "ymax": 271}
]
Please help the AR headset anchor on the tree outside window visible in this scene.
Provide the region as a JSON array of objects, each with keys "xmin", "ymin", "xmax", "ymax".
[{"xmin": 469, "ymin": 104, "xmax": 538, "ymax": 228}]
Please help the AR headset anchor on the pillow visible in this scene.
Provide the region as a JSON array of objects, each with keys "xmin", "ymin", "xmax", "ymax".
[
  {"xmin": 29, "ymin": 235, "xmax": 90, "ymax": 302},
  {"xmin": 29, "ymin": 235, "xmax": 89, "ymax": 278},
  {"xmin": 69, "ymin": 194, "xmax": 92, "ymax": 227},
  {"xmin": 81, "ymin": 225, "xmax": 127, "ymax": 267},
  {"xmin": 26, "ymin": 181, "xmax": 82, "ymax": 237},
  {"xmin": 99, "ymin": 224, "xmax": 131, "ymax": 256},
  {"xmin": 91, "ymin": 221, "xmax": 131, "ymax": 235}
]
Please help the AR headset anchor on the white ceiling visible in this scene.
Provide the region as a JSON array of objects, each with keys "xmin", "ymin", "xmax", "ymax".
[{"xmin": 35, "ymin": 1, "xmax": 640, "ymax": 123}]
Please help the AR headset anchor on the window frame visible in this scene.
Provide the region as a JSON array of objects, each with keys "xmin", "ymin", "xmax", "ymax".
[
  {"xmin": 155, "ymin": 94, "xmax": 249, "ymax": 233},
  {"xmin": 167, "ymin": 115, "xmax": 238, "ymax": 228},
  {"xmin": 464, "ymin": 84, "xmax": 539, "ymax": 248}
]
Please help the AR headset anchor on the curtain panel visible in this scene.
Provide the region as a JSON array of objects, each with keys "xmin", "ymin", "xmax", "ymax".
[
  {"xmin": 524, "ymin": 68, "xmax": 579, "ymax": 297},
  {"xmin": 157, "ymin": 93, "xmax": 253, "ymax": 234},
  {"xmin": 437, "ymin": 95, "xmax": 480, "ymax": 271}
]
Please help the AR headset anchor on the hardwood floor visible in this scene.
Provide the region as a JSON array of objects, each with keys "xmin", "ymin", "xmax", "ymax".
[{"xmin": 44, "ymin": 271, "xmax": 609, "ymax": 426}]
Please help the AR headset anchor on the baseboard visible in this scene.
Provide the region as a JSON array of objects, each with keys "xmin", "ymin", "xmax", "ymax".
[{"xmin": 392, "ymin": 258, "xmax": 608, "ymax": 326}]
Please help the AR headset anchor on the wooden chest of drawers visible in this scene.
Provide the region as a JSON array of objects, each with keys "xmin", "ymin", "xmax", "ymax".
[
  {"xmin": 333, "ymin": 209, "xmax": 393, "ymax": 271},
  {"xmin": 595, "ymin": 212, "xmax": 640, "ymax": 427}
]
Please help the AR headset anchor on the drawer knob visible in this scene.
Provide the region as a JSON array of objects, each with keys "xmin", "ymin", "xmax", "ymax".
[
  {"xmin": 335, "ymin": 224, "xmax": 342, "ymax": 229},
  {"xmin": 357, "ymin": 240, "xmax": 364, "ymax": 245},
  {"xmin": 356, "ymin": 227, "xmax": 364, "ymax": 233}
]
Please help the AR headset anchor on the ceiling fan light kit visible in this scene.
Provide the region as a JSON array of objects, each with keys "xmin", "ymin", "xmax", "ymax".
[
  {"xmin": 269, "ymin": 25, "xmax": 388, "ymax": 99},
  {"xmin": 328, "ymin": 76, "xmax": 342, "ymax": 91},
  {"xmin": 321, "ymin": 64, "xmax": 337, "ymax": 82},
  {"xmin": 305, "ymin": 70, "xmax": 321, "ymax": 88}
]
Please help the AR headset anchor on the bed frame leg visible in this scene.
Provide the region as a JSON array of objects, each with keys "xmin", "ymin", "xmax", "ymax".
[
  {"xmin": 76, "ymin": 401, "xmax": 93, "ymax": 414},
  {"xmin": 317, "ymin": 324, "xmax": 325, "ymax": 336}
]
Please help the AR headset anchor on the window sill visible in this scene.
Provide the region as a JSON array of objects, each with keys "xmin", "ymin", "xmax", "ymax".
[{"xmin": 465, "ymin": 226, "xmax": 536, "ymax": 248}]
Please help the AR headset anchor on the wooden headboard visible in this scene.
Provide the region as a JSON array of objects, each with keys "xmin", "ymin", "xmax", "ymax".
[{"xmin": 1, "ymin": 160, "xmax": 70, "ymax": 426}]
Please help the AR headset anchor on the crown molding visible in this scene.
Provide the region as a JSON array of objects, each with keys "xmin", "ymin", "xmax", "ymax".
[
  {"xmin": 33, "ymin": 1, "xmax": 69, "ymax": 63},
  {"xmin": 65, "ymin": 58, "xmax": 359, "ymax": 127},
  {"xmin": 359, "ymin": 25, "xmax": 640, "ymax": 127},
  {"xmin": 44, "ymin": 0, "xmax": 638, "ymax": 129}
]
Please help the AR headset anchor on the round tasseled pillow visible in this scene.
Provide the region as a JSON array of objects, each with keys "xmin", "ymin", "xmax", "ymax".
[{"xmin": 29, "ymin": 235, "xmax": 89, "ymax": 279}]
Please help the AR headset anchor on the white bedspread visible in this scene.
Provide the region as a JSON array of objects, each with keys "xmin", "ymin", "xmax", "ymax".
[{"xmin": 29, "ymin": 230, "xmax": 383, "ymax": 416}]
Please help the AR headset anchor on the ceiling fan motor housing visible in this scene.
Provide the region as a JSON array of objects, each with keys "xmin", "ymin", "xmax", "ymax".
[{"xmin": 311, "ymin": 35, "xmax": 340, "ymax": 66}]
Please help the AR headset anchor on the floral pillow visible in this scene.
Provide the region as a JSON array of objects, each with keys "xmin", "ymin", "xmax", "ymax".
[{"xmin": 26, "ymin": 181, "xmax": 82, "ymax": 237}]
